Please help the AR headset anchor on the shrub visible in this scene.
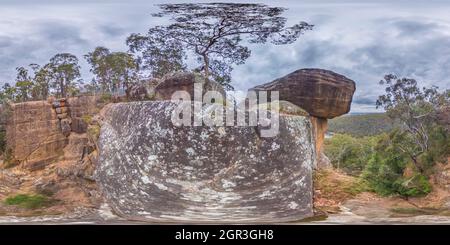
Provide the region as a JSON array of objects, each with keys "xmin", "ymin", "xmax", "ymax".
[
  {"xmin": 87, "ymin": 124, "xmax": 100, "ymax": 141},
  {"xmin": 419, "ymin": 126, "xmax": 450, "ymax": 170},
  {"xmin": 393, "ymin": 174, "xmax": 432, "ymax": 197},
  {"xmin": 4, "ymin": 194, "xmax": 55, "ymax": 209},
  {"xmin": 0, "ymin": 130, "xmax": 5, "ymax": 153},
  {"xmin": 2, "ymin": 148, "xmax": 19, "ymax": 169},
  {"xmin": 361, "ymin": 133, "xmax": 432, "ymax": 197},
  {"xmin": 82, "ymin": 115, "xmax": 93, "ymax": 125},
  {"xmin": 99, "ymin": 93, "xmax": 112, "ymax": 103},
  {"xmin": 324, "ymin": 134, "xmax": 380, "ymax": 175}
]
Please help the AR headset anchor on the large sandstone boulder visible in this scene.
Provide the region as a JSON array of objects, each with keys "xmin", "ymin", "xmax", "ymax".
[
  {"xmin": 154, "ymin": 72, "xmax": 226, "ymax": 101},
  {"xmin": 96, "ymin": 101, "xmax": 315, "ymax": 223},
  {"xmin": 251, "ymin": 68, "xmax": 356, "ymax": 119}
]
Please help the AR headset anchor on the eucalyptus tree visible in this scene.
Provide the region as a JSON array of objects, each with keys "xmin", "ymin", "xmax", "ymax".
[
  {"xmin": 0, "ymin": 83, "xmax": 16, "ymax": 102},
  {"xmin": 376, "ymin": 74, "xmax": 450, "ymax": 172},
  {"xmin": 29, "ymin": 63, "xmax": 52, "ymax": 100},
  {"xmin": 127, "ymin": 3, "xmax": 313, "ymax": 89},
  {"xmin": 14, "ymin": 67, "xmax": 33, "ymax": 102},
  {"xmin": 48, "ymin": 53, "xmax": 81, "ymax": 98},
  {"xmin": 85, "ymin": 47, "xmax": 139, "ymax": 97}
]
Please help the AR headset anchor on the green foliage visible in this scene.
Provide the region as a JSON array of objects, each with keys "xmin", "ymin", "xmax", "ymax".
[
  {"xmin": 48, "ymin": 53, "xmax": 82, "ymax": 98},
  {"xmin": 127, "ymin": 3, "xmax": 312, "ymax": 88},
  {"xmin": 14, "ymin": 67, "xmax": 33, "ymax": 102},
  {"xmin": 337, "ymin": 75, "xmax": 449, "ymax": 197},
  {"xmin": 324, "ymin": 133, "xmax": 381, "ymax": 175},
  {"xmin": 376, "ymin": 75, "xmax": 449, "ymax": 172},
  {"xmin": 328, "ymin": 113, "xmax": 398, "ymax": 137},
  {"xmin": 99, "ymin": 93, "xmax": 112, "ymax": 103},
  {"xmin": 4, "ymin": 194, "xmax": 55, "ymax": 209},
  {"xmin": 394, "ymin": 174, "xmax": 432, "ymax": 197},
  {"xmin": 0, "ymin": 131, "xmax": 5, "ymax": 153},
  {"xmin": 2, "ymin": 148, "xmax": 19, "ymax": 169},
  {"xmin": 85, "ymin": 47, "xmax": 139, "ymax": 98},
  {"xmin": 87, "ymin": 124, "xmax": 100, "ymax": 142},
  {"xmin": 82, "ymin": 115, "xmax": 93, "ymax": 125},
  {"xmin": 419, "ymin": 125, "xmax": 450, "ymax": 170},
  {"xmin": 325, "ymin": 130, "xmax": 439, "ymax": 197},
  {"xmin": 0, "ymin": 83, "xmax": 17, "ymax": 102},
  {"xmin": 360, "ymin": 133, "xmax": 432, "ymax": 197},
  {"xmin": 1, "ymin": 53, "xmax": 83, "ymax": 102}
]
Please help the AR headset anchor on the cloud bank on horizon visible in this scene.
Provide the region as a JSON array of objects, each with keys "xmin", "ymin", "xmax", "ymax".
[{"xmin": 1, "ymin": 0, "xmax": 449, "ymax": 113}]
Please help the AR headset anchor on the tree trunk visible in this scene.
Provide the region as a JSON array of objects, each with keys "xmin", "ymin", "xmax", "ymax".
[
  {"xmin": 411, "ymin": 156, "xmax": 424, "ymax": 173},
  {"xmin": 60, "ymin": 78, "xmax": 65, "ymax": 98},
  {"xmin": 203, "ymin": 54, "xmax": 210, "ymax": 79},
  {"xmin": 125, "ymin": 82, "xmax": 130, "ymax": 99}
]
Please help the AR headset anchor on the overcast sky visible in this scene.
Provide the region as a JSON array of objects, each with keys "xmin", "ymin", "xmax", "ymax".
[{"xmin": 1, "ymin": 0, "xmax": 450, "ymax": 113}]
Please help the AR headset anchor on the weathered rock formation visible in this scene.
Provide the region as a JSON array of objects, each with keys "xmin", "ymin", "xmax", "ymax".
[
  {"xmin": 68, "ymin": 96, "xmax": 98, "ymax": 133},
  {"xmin": 1, "ymin": 96, "xmax": 102, "ymax": 213},
  {"xmin": 310, "ymin": 117, "xmax": 331, "ymax": 168},
  {"xmin": 5, "ymin": 100, "xmax": 68, "ymax": 170},
  {"xmin": 96, "ymin": 101, "xmax": 315, "ymax": 222},
  {"xmin": 250, "ymin": 69, "xmax": 355, "ymax": 167},
  {"xmin": 4, "ymin": 96, "xmax": 99, "ymax": 170},
  {"xmin": 154, "ymin": 72, "xmax": 226, "ymax": 101},
  {"xmin": 251, "ymin": 68, "xmax": 356, "ymax": 119}
]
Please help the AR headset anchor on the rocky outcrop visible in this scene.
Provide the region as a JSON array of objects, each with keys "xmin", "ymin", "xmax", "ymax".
[
  {"xmin": 5, "ymin": 101, "xmax": 68, "ymax": 170},
  {"xmin": 310, "ymin": 117, "xmax": 331, "ymax": 168},
  {"xmin": 4, "ymin": 96, "xmax": 99, "ymax": 170},
  {"xmin": 251, "ymin": 68, "xmax": 356, "ymax": 119},
  {"xmin": 68, "ymin": 96, "xmax": 98, "ymax": 134},
  {"xmin": 96, "ymin": 101, "xmax": 315, "ymax": 222},
  {"xmin": 154, "ymin": 72, "xmax": 226, "ymax": 101},
  {"xmin": 52, "ymin": 98, "xmax": 71, "ymax": 137}
]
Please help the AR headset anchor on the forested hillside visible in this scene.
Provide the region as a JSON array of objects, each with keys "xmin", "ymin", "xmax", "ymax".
[{"xmin": 328, "ymin": 113, "xmax": 399, "ymax": 137}]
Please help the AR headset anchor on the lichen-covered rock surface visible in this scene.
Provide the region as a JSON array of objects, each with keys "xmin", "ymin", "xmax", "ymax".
[{"xmin": 96, "ymin": 101, "xmax": 316, "ymax": 223}]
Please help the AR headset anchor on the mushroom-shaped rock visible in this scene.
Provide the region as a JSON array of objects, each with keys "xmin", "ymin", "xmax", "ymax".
[
  {"xmin": 154, "ymin": 72, "xmax": 226, "ymax": 101},
  {"xmin": 250, "ymin": 68, "xmax": 356, "ymax": 119},
  {"xmin": 96, "ymin": 101, "xmax": 315, "ymax": 223}
]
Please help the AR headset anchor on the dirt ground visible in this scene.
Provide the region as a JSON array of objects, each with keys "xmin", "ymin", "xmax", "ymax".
[
  {"xmin": 312, "ymin": 167, "xmax": 450, "ymax": 224},
  {"xmin": 0, "ymin": 159, "xmax": 449, "ymax": 224}
]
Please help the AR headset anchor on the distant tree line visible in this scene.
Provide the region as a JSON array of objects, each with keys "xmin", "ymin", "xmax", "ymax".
[
  {"xmin": 0, "ymin": 3, "xmax": 312, "ymax": 102},
  {"xmin": 328, "ymin": 113, "xmax": 399, "ymax": 137}
]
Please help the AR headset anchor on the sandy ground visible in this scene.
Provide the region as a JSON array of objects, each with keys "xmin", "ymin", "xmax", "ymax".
[
  {"xmin": 1, "ymin": 166, "xmax": 448, "ymax": 225},
  {"xmin": 0, "ymin": 200, "xmax": 449, "ymax": 225}
]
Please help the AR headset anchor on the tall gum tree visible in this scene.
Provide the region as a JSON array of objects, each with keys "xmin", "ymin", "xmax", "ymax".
[{"xmin": 127, "ymin": 3, "xmax": 313, "ymax": 90}]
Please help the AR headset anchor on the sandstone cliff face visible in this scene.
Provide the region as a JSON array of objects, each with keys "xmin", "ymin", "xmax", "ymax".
[
  {"xmin": 251, "ymin": 68, "xmax": 356, "ymax": 119},
  {"xmin": 68, "ymin": 96, "xmax": 99, "ymax": 133},
  {"xmin": 6, "ymin": 101, "xmax": 68, "ymax": 170},
  {"xmin": 1, "ymin": 96, "xmax": 102, "ymax": 214},
  {"xmin": 96, "ymin": 101, "xmax": 315, "ymax": 222},
  {"xmin": 4, "ymin": 96, "xmax": 99, "ymax": 170}
]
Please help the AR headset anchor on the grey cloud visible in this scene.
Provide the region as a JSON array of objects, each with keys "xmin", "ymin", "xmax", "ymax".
[
  {"xmin": 0, "ymin": 36, "xmax": 13, "ymax": 48},
  {"xmin": 34, "ymin": 21, "xmax": 90, "ymax": 48},
  {"xmin": 1, "ymin": 0, "xmax": 450, "ymax": 114},
  {"xmin": 99, "ymin": 25, "xmax": 126, "ymax": 37},
  {"xmin": 390, "ymin": 19, "xmax": 441, "ymax": 36}
]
